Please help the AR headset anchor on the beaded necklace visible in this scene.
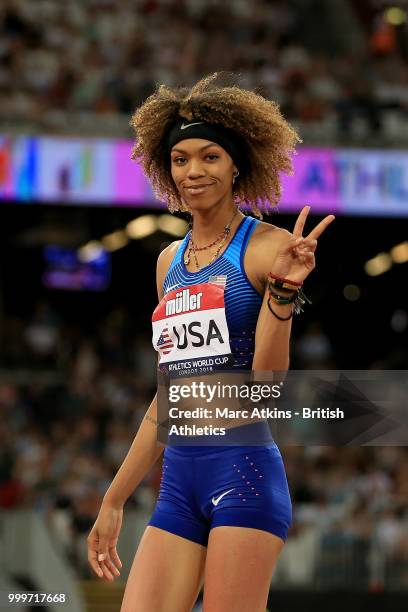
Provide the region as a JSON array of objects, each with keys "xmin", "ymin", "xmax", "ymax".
[{"xmin": 184, "ymin": 208, "xmax": 239, "ymax": 271}]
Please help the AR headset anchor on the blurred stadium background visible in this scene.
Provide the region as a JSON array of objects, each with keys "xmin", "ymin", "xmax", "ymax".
[{"xmin": 0, "ymin": 0, "xmax": 407, "ymax": 611}]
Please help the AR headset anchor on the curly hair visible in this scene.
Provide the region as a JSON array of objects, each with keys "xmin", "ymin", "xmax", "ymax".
[{"xmin": 129, "ymin": 72, "xmax": 302, "ymax": 218}]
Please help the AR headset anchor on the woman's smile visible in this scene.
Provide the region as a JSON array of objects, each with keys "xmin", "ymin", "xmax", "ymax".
[{"xmin": 184, "ymin": 184, "xmax": 213, "ymax": 195}]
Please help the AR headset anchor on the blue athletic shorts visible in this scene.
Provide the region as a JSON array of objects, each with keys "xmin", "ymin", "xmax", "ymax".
[{"xmin": 148, "ymin": 422, "xmax": 292, "ymax": 546}]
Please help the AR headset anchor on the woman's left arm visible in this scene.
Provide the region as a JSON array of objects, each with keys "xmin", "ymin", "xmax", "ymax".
[{"xmin": 252, "ymin": 206, "xmax": 335, "ymax": 372}]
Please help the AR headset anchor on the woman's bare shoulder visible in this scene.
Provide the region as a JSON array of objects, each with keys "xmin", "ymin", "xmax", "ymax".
[
  {"xmin": 156, "ymin": 239, "xmax": 183, "ymax": 299},
  {"xmin": 157, "ymin": 239, "xmax": 182, "ymax": 265},
  {"xmin": 251, "ymin": 220, "xmax": 291, "ymax": 246}
]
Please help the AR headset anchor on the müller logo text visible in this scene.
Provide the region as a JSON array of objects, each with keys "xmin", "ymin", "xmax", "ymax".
[{"xmin": 166, "ymin": 289, "xmax": 203, "ymax": 316}]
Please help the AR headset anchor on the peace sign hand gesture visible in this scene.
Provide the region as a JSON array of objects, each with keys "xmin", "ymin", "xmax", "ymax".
[{"xmin": 272, "ymin": 206, "xmax": 335, "ymax": 284}]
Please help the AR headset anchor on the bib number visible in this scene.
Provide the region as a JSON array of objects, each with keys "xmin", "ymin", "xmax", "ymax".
[{"xmin": 152, "ymin": 283, "xmax": 233, "ymax": 377}]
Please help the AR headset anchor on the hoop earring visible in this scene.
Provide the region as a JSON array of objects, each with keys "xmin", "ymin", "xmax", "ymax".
[{"xmin": 232, "ymin": 169, "xmax": 239, "ymax": 184}]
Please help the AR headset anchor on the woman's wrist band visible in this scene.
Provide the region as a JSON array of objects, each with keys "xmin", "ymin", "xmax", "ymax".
[
  {"xmin": 267, "ymin": 299, "xmax": 293, "ymax": 320},
  {"xmin": 268, "ymin": 273, "xmax": 303, "ymax": 292},
  {"xmin": 268, "ymin": 285, "xmax": 296, "ymax": 305},
  {"xmin": 267, "ymin": 278, "xmax": 312, "ymax": 321}
]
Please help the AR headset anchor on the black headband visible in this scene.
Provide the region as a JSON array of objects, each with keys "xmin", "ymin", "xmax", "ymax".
[{"xmin": 165, "ymin": 118, "xmax": 248, "ymax": 173}]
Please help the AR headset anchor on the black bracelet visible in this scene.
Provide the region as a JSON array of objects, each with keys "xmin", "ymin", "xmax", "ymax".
[
  {"xmin": 268, "ymin": 282, "xmax": 297, "ymax": 304},
  {"xmin": 267, "ymin": 297, "xmax": 294, "ymax": 320}
]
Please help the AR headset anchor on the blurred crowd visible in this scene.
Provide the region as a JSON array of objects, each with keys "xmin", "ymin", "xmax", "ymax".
[
  {"xmin": 1, "ymin": 0, "xmax": 408, "ymax": 140},
  {"xmin": 279, "ymin": 445, "xmax": 408, "ymax": 589},
  {"xmin": 0, "ymin": 300, "xmax": 407, "ymax": 587}
]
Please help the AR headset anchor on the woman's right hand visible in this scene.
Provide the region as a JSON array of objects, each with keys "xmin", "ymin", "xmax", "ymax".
[{"xmin": 87, "ymin": 501, "xmax": 123, "ymax": 581}]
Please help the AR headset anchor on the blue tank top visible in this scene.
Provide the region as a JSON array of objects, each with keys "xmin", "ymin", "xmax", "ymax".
[{"xmin": 162, "ymin": 215, "xmax": 262, "ymax": 369}]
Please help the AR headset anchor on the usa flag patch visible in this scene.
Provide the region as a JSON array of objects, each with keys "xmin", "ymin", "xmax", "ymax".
[{"xmin": 208, "ymin": 275, "xmax": 227, "ymax": 288}]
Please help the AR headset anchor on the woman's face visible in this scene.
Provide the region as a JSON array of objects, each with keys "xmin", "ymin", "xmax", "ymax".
[{"xmin": 170, "ymin": 138, "xmax": 236, "ymax": 211}]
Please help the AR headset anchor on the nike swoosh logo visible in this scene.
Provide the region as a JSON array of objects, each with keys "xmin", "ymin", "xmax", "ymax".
[
  {"xmin": 212, "ymin": 488, "xmax": 235, "ymax": 506},
  {"xmin": 180, "ymin": 122, "xmax": 204, "ymax": 129},
  {"xmin": 166, "ymin": 283, "xmax": 179, "ymax": 292}
]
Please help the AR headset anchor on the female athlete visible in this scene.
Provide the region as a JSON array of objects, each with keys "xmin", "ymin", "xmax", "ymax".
[{"xmin": 87, "ymin": 72, "xmax": 335, "ymax": 612}]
